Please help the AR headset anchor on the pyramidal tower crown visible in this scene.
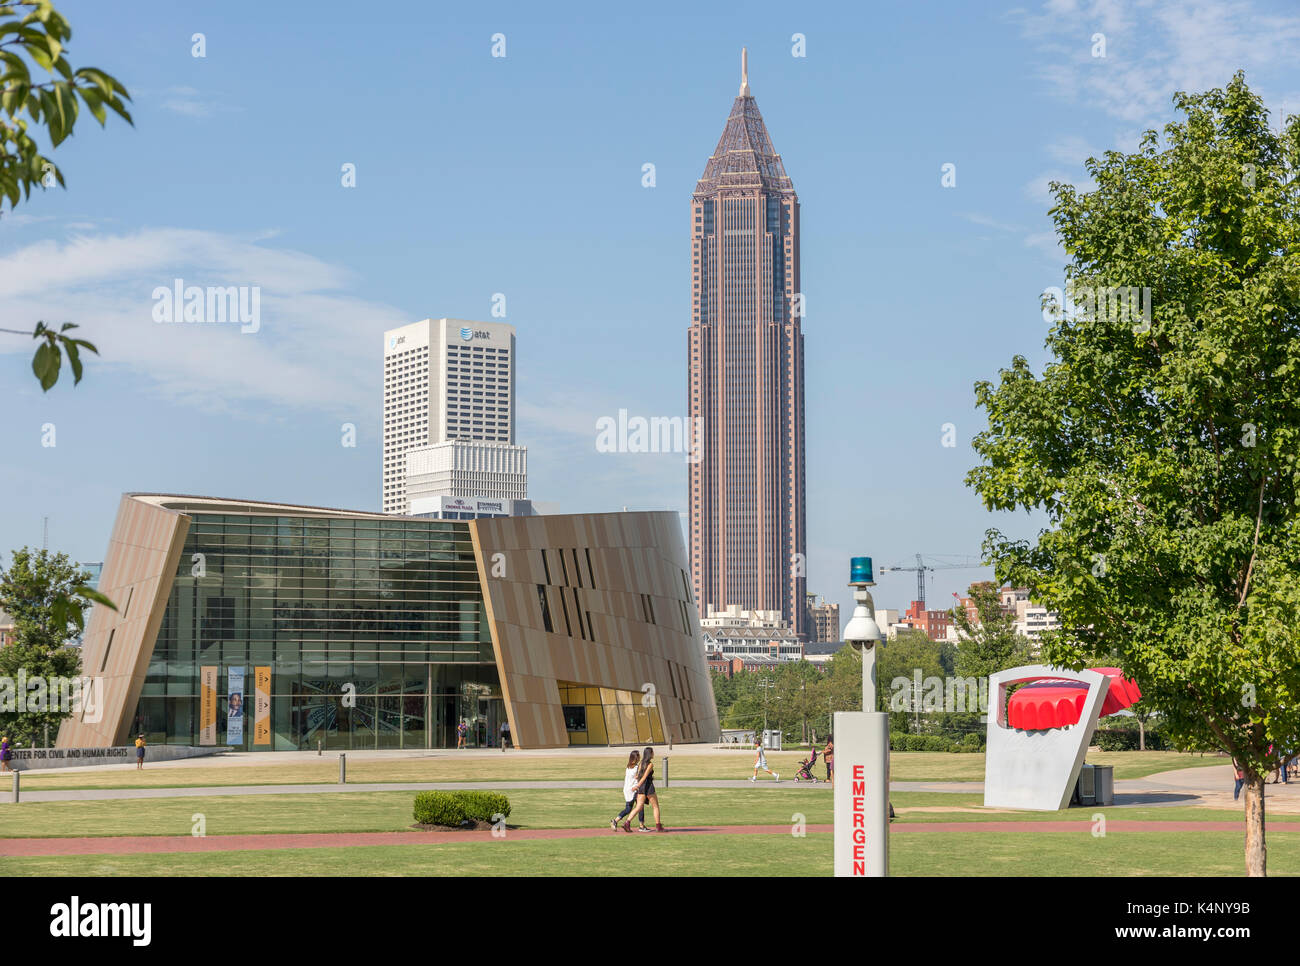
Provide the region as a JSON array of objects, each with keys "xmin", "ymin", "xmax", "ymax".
[{"xmin": 694, "ymin": 47, "xmax": 794, "ymax": 196}]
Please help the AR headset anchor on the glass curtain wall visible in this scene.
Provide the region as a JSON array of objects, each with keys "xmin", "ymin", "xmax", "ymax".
[{"xmin": 134, "ymin": 512, "xmax": 497, "ymax": 750}]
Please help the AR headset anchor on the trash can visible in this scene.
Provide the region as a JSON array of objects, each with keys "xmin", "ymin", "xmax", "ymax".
[
  {"xmin": 1094, "ymin": 765, "xmax": 1115, "ymax": 806},
  {"xmin": 1075, "ymin": 764, "xmax": 1097, "ymax": 806},
  {"xmin": 762, "ymin": 729, "xmax": 782, "ymax": 751}
]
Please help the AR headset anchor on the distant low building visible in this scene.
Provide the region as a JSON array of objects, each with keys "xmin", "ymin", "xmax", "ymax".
[
  {"xmin": 803, "ymin": 639, "xmax": 844, "ymax": 668},
  {"xmin": 706, "ymin": 654, "xmax": 746, "ymax": 677},
  {"xmin": 900, "ymin": 600, "xmax": 951, "ymax": 641},
  {"xmin": 954, "ymin": 585, "xmax": 1060, "ymax": 644},
  {"xmin": 0, "ymin": 611, "xmax": 14, "ymax": 648},
  {"xmin": 703, "ymin": 632, "xmax": 803, "ymax": 666},
  {"xmin": 700, "ymin": 605, "xmax": 805, "ymax": 664},
  {"xmin": 805, "ymin": 593, "xmax": 841, "ymax": 643}
]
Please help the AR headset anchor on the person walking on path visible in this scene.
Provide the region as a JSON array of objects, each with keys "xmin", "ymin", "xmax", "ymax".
[
  {"xmin": 500, "ymin": 719, "xmax": 511, "ymax": 752},
  {"xmin": 456, "ymin": 720, "xmax": 468, "ymax": 750},
  {"xmin": 610, "ymin": 750, "xmax": 642, "ymax": 830},
  {"xmin": 0, "ymin": 736, "xmax": 11, "ymax": 773},
  {"xmin": 823, "ymin": 738, "xmax": 834, "ymax": 787},
  {"xmin": 750, "ymin": 737, "xmax": 779, "ymax": 782},
  {"xmin": 1232, "ymin": 759, "xmax": 1246, "ymax": 801},
  {"xmin": 623, "ymin": 746, "xmax": 664, "ymax": 832},
  {"xmin": 135, "ymin": 734, "xmax": 146, "ymax": 770}
]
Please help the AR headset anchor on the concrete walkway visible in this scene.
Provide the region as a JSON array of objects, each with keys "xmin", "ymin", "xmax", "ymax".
[
  {"xmin": 3, "ymin": 817, "xmax": 1283, "ymax": 859},
  {"xmin": 2, "ymin": 744, "xmax": 773, "ymax": 779},
  {"xmin": 7, "ymin": 758, "xmax": 1297, "ymax": 812},
  {"xmin": 3, "ymin": 777, "xmax": 975, "ymax": 803},
  {"xmin": 2, "ymin": 779, "xmax": 829, "ymax": 803}
]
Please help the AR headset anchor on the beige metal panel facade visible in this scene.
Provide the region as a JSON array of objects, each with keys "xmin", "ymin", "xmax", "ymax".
[
  {"xmin": 469, "ymin": 510, "xmax": 720, "ymax": 749},
  {"xmin": 58, "ymin": 495, "xmax": 190, "ymax": 747}
]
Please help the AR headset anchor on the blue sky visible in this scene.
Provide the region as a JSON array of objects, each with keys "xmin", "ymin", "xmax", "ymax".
[{"xmin": 3, "ymin": 0, "xmax": 1299, "ymax": 621}]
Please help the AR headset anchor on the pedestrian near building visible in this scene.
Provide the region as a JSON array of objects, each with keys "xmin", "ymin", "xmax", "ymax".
[
  {"xmin": 624, "ymin": 746, "xmax": 664, "ymax": 832},
  {"xmin": 135, "ymin": 734, "xmax": 146, "ymax": 770},
  {"xmin": 750, "ymin": 737, "xmax": 778, "ymax": 782},
  {"xmin": 1232, "ymin": 759, "xmax": 1245, "ymax": 801},
  {"xmin": 500, "ymin": 719, "xmax": 511, "ymax": 751},
  {"xmin": 0, "ymin": 736, "xmax": 11, "ymax": 773},
  {"xmin": 456, "ymin": 720, "xmax": 468, "ymax": 749},
  {"xmin": 610, "ymin": 750, "xmax": 642, "ymax": 830}
]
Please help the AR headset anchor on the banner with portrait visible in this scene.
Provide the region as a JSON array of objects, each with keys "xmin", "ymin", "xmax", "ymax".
[{"xmin": 227, "ymin": 666, "xmax": 245, "ymax": 745}]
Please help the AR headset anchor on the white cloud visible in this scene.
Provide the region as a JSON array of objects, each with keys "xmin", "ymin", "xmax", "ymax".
[
  {"xmin": 156, "ymin": 86, "xmax": 237, "ymax": 118},
  {"xmin": 0, "ymin": 228, "xmax": 408, "ymax": 416},
  {"xmin": 1023, "ymin": 170, "xmax": 1077, "ymax": 206},
  {"xmin": 957, "ymin": 211, "xmax": 1021, "ymax": 233},
  {"xmin": 1011, "ymin": 0, "xmax": 1300, "ymax": 127},
  {"xmin": 0, "ymin": 212, "xmax": 55, "ymax": 228},
  {"xmin": 1043, "ymin": 133, "xmax": 1100, "ymax": 166},
  {"xmin": 1025, "ymin": 231, "xmax": 1067, "ymax": 263}
]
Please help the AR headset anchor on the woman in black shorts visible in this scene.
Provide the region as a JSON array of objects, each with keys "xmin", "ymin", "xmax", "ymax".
[{"xmin": 628, "ymin": 746, "xmax": 663, "ymax": 833}]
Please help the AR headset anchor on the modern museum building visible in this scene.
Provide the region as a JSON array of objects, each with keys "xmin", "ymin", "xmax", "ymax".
[{"xmin": 58, "ymin": 494, "xmax": 720, "ymax": 751}]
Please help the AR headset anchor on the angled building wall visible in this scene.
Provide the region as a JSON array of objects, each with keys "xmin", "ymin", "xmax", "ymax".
[
  {"xmin": 58, "ymin": 495, "xmax": 190, "ymax": 747},
  {"xmin": 470, "ymin": 511, "xmax": 720, "ymax": 749}
]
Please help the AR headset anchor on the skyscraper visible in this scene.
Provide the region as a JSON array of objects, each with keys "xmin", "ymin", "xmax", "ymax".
[
  {"xmin": 382, "ymin": 318, "xmax": 520, "ymax": 514},
  {"xmin": 688, "ymin": 50, "xmax": 806, "ymax": 638}
]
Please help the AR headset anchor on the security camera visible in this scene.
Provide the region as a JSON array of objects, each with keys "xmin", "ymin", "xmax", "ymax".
[{"xmin": 844, "ymin": 556, "xmax": 883, "ymax": 649}]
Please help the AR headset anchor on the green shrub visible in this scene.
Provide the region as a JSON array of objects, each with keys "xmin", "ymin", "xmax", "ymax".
[
  {"xmin": 1093, "ymin": 728, "xmax": 1167, "ymax": 751},
  {"xmin": 413, "ymin": 792, "xmax": 466, "ymax": 826},
  {"xmin": 888, "ymin": 732, "xmax": 983, "ymax": 753},
  {"xmin": 458, "ymin": 790, "xmax": 511, "ymax": 821},
  {"xmin": 413, "ymin": 790, "xmax": 511, "ymax": 826}
]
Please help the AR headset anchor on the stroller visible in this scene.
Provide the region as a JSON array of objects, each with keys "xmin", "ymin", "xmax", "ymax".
[{"xmin": 793, "ymin": 748, "xmax": 820, "ymax": 783}]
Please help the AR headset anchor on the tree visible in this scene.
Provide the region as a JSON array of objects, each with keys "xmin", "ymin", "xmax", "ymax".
[
  {"xmin": 877, "ymin": 628, "xmax": 947, "ymax": 733},
  {"xmin": 1, "ymin": 0, "xmax": 132, "ymax": 390},
  {"xmin": 967, "ymin": 74, "xmax": 1300, "ymax": 876},
  {"xmin": 821, "ymin": 645, "xmax": 863, "ymax": 734},
  {"xmin": 950, "ymin": 582, "xmax": 1033, "ymax": 680},
  {"xmin": 774, "ymin": 660, "xmax": 823, "ymax": 743},
  {"xmin": 0, "ymin": 547, "xmax": 114, "ymax": 745}
]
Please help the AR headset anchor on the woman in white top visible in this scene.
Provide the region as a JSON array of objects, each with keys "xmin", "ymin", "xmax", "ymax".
[
  {"xmin": 610, "ymin": 750, "xmax": 641, "ymax": 830},
  {"xmin": 751, "ymin": 737, "xmax": 778, "ymax": 782}
]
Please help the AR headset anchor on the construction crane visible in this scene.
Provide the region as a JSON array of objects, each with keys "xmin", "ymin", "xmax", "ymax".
[{"xmin": 878, "ymin": 554, "xmax": 986, "ymax": 609}]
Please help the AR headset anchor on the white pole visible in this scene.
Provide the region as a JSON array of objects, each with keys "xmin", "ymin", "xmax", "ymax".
[{"xmin": 862, "ymin": 638, "xmax": 877, "ymax": 711}]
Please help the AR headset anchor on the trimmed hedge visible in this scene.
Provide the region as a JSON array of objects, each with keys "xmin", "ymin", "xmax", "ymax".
[
  {"xmin": 413, "ymin": 790, "xmax": 512, "ymax": 826},
  {"xmin": 1093, "ymin": 728, "xmax": 1168, "ymax": 751},
  {"xmin": 889, "ymin": 733, "xmax": 982, "ymax": 753}
]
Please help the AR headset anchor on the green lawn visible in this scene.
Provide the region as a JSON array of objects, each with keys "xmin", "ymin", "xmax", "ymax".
[
  {"xmin": 11, "ymin": 750, "xmax": 1225, "ymax": 790},
  {"xmin": 0, "ymin": 787, "xmax": 1284, "ymax": 840},
  {"xmin": 5, "ymin": 827, "xmax": 1297, "ymax": 877}
]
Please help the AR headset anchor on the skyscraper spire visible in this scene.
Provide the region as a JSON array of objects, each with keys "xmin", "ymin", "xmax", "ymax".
[{"xmin": 690, "ymin": 59, "xmax": 806, "ymax": 640}]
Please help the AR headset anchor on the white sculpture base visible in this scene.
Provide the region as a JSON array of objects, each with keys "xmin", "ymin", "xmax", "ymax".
[{"xmin": 983, "ymin": 666, "xmax": 1110, "ymax": 811}]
